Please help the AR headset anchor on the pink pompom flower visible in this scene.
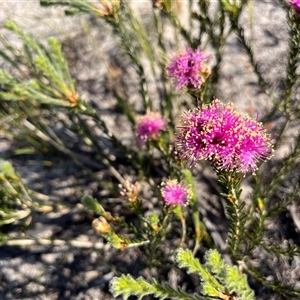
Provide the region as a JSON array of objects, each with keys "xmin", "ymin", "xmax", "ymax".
[
  {"xmin": 166, "ymin": 47, "xmax": 211, "ymax": 91},
  {"xmin": 176, "ymin": 100, "xmax": 273, "ymax": 174},
  {"xmin": 136, "ymin": 112, "xmax": 167, "ymax": 145},
  {"xmin": 289, "ymin": 0, "xmax": 300, "ymax": 14},
  {"xmin": 161, "ymin": 179, "xmax": 190, "ymax": 206}
]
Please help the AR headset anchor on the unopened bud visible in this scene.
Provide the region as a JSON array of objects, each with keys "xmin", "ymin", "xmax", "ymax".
[
  {"xmin": 110, "ymin": 234, "xmax": 130, "ymax": 249},
  {"xmin": 92, "ymin": 216, "xmax": 111, "ymax": 234}
]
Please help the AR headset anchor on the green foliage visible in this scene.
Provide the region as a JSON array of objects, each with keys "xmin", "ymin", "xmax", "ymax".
[
  {"xmin": 216, "ymin": 172, "xmax": 248, "ymax": 260},
  {"xmin": 226, "ymin": 199, "xmax": 248, "ymax": 260},
  {"xmin": 182, "ymin": 169, "xmax": 205, "ymax": 251},
  {"xmin": 0, "ymin": 20, "xmax": 79, "ymax": 108},
  {"xmin": 223, "ymin": 265, "xmax": 254, "ymax": 300},
  {"xmin": 177, "ymin": 248, "xmax": 255, "ymax": 299},
  {"xmin": 176, "ymin": 248, "xmax": 225, "ymax": 296},
  {"xmin": 81, "ymin": 195, "xmax": 106, "ymax": 215},
  {"xmin": 111, "ymin": 274, "xmax": 205, "ymax": 300},
  {"xmin": 204, "ymin": 248, "xmax": 225, "ymax": 278},
  {"xmin": 0, "ymin": 160, "xmax": 32, "ymax": 230},
  {"xmin": 111, "ymin": 248, "xmax": 254, "ymax": 299}
]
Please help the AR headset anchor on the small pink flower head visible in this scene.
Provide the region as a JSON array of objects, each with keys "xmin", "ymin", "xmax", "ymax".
[
  {"xmin": 289, "ymin": 0, "xmax": 300, "ymax": 14},
  {"xmin": 136, "ymin": 112, "xmax": 167, "ymax": 145},
  {"xmin": 176, "ymin": 100, "xmax": 273, "ymax": 174},
  {"xmin": 161, "ymin": 179, "xmax": 190, "ymax": 206},
  {"xmin": 119, "ymin": 180, "xmax": 139, "ymax": 203},
  {"xmin": 166, "ymin": 47, "xmax": 211, "ymax": 91}
]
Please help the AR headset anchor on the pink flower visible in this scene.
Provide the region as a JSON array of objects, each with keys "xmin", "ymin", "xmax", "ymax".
[
  {"xmin": 166, "ymin": 47, "xmax": 211, "ymax": 91},
  {"xmin": 161, "ymin": 179, "xmax": 189, "ymax": 206},
  {"xmin": 176, "ymin": 100, "xmax": 273, "ymax": 174},
  {"xmin": 289, "ymin": 0, "xmax": 300, "ymax": 14},
  {"xmin": 136, "ymin": 112, "xmax": 167, "ymax": 145}
]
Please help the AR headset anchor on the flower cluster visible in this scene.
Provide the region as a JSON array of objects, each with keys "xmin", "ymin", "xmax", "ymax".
[
  {"xmin": 161, "ymin": 179, "xmax": 190, "ymax": 206},
  {"xmin": 136, "ymin": 112, "xmax": 167, "ymax": 145},
  {"xmin": 166, "ymin": 47, "xmax": 210, "ymax": 91},
  {"xmin": 289, "ymin": 0, "xmax": 300, "ymax": 14},
  {"xmin": 176, "ymin": 100, "xmax": 273, "ymax": 174}
]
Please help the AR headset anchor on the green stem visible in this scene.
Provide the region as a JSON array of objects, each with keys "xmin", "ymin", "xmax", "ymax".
[
  {"xmin": 146, "ymin": 211, "xmax": 170, "ymax": 268},
  {"xmin": 218, "ymin": 171, "xmax": 244, "ymax": 261},
  {"xmin": 282, "ymin": 2, "xmax": 300, "ymax": 113},
  {"xmin": 179, "ymin": 217, "xmax": 187, "ymax": 247},
  {"xmin": 181, "ymin": 169, "xmax": 203, "ymax": 254}
]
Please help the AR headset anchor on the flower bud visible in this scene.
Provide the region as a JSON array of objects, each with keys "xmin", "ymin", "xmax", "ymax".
[
  {"xmin": 120, "ymin": 180, "xmax": 139, "ymax": 203},
  {"xmin": 92, "ymin": 216, "xmax": 111, "ymax": 234}
]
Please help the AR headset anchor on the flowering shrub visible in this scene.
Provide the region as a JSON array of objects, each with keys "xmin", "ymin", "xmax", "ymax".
[{"xmin": 0, "ymin": 0, "xmax": 299, "ymax": 299}]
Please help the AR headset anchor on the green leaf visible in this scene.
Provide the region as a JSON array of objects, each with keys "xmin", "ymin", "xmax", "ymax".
[
  {"xmin": 224, "ymin": 265, "xmax": 255, "ymax": 300},
  {"xmin": 201, "ymin": 282, "xmax": 223, "ymax": 298},
  {"xmin": 204, "ymin": 249, "xmax": 225, "ymax": 277},
  {"xmin": 64, "ymin": 7, "xmax": 81, "ymax": 15},
  {"xmin": 110, "ymin": 274, "xmax": 205, "ymax": 300},
  {"xmin": 110, "ymin": 275, "xmax": 164, "ymax": 300},
  {"xmin": 81, "ymin": 195, "xmax": 105, "ymax": 214},
  {"xmin": 176, "ymin": 248, "xmax": 223, "ymax": 291},
  {"xmin": 48, "ymin": 37, "xmax": 74, "ymax": 87},
  {"xmin": 176, "ymin": 248, "xmax": 254, "ymax": 299}
]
